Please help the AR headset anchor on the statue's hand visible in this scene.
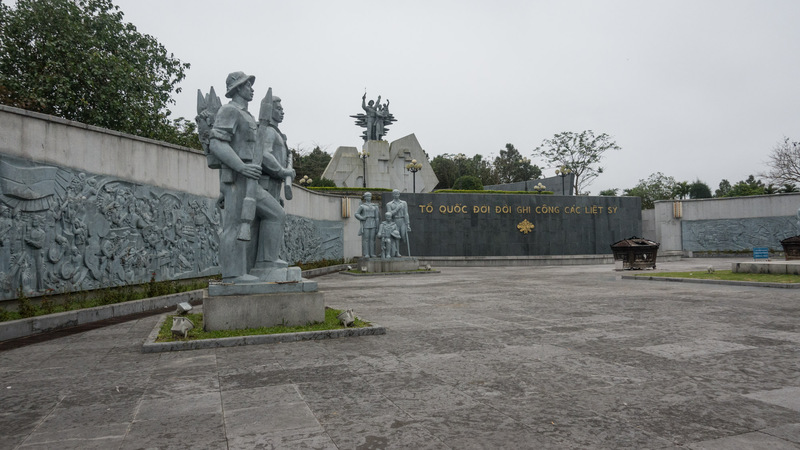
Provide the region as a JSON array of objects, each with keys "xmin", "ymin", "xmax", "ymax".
[
  {"xmin": 281, "ymin": 167, "xmax": 296, "ymax": 179},
  {"xmin": 362, "ymin": 93, "xmax": 366, "ymax": 100},
  {"xmin": 238, "ymin": 163, "xmax": 262, "ymax": 180}
]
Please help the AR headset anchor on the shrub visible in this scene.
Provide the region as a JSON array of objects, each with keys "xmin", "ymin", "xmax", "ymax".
[{"xmin": 452, "ymin": 175, "xmax": 484, "ymax": 191}]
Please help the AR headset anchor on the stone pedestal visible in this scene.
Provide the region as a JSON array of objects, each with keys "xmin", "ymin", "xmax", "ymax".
[
  {"xmin": 204, "ymin": 276, "xmax": 324, "ymax": 331},
  {"xmin": 358, "ymin": 256, "xmax": 419, "ymax": 273}
]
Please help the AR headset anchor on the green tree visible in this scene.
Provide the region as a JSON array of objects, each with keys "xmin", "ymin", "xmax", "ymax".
[
  {"xmin": 291, "ymin": 146, "xmax": 332, "ymax": 183},
  {"xmin": 452, "ymin": 175, "xmax": 483, "ymax": 190},
  {"xmin": 715, "ymin": 179, "xmax": 732, "ymax": 197},
  {"xmin": 598, "ymin": 188, "xmax": 618, "ymax": 196},
  {"xmin": 688, "ymin": 180, "xmax": 712, "ymax": 199},
  {"xmin": 726, "ymin": 175, "xmax": 765, "ymax": 197},
  {"xmin": 533, "ymin": 130, "xmax": 620, "ymax": 195},
  {"xmin": 780, "ymin": 183, "xmax": 798, "ymax": 193},
  {"xmin": 493, "ymin": 143, "xmax": 541, "ymax": 184},
  {"xmin": 623, "ymin": 172, "xmax": 677, "ymax": 209},
  {"xmin": 672, "ymin": 181, "xmax": 690, "ymax": 199},
  {"xmin": 0, "ymin": 0, "xmax": 191, "ymax": 144},
  {"xmin": 430, "ymin": 153, "xmax": 499, "ymax": 189},
  {"xmin": 471, "ymin": 154, "xmax": 499, "ymax": 186},
  {"xmin": 430, "ymin": 154, "xmax": 460, "ymax": 189}
]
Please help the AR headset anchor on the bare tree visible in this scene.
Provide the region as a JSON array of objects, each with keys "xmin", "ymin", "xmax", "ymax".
[
  {"xmin": 763, "ymin": 137, "xmax": 800, "ymax": 185},
  {"xmin": 533, "ymin": 130, "xmax": 620, "ymax": 195}
]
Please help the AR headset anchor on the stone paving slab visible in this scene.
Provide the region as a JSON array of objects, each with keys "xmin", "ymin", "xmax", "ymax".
[{"xmin": 1, "ymin": 258, "xmax": 799, "ymax": 449}]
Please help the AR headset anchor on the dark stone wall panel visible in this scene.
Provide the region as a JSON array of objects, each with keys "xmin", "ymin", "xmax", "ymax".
[{"xmin": 383, "ymin": 193, "xmax": 641, "ymax": 257}]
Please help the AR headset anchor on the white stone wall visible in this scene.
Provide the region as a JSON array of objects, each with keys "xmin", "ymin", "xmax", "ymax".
[
  {"xmin": 0, "ymin": 105, "xmax": 219, "ymax": 198},
  {"xmin": 653, "ymin": 194, "xmax": 800, "ymax": 253},
  {"xmin": 321, "ymin": 134, "xmax": 439, "ymax": 192}
]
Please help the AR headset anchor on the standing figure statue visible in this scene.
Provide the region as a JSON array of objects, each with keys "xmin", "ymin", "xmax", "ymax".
[
  {"xmin": 375, "ymin": 99, "xmax": 390, "ymax": 141},
  {"xmin": 377, "ymin": 212, "xmax": 401, "ymax": 259},
  {"xmin": 354, "ymin": 192, "xmax": 379, "ymax": 257},
  {"xmin": 386, "ymin": 189, "xmax": 411, "ymax": 256},
  {"xmin": 205, "ymin": 72, "xmax": 295, "ymax": 282},
  {"xmin": 361, "ymin": 93, "xmax": 380, "ymax": 141}
]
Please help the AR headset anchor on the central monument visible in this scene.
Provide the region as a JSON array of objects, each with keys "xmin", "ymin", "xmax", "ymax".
[{"xmin": 196, "ymin": 72, "xmax": 323, "ymax": 330}]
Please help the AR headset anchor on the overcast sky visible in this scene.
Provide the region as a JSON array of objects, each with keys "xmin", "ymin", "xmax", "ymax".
[{"xmin": 109, "ymin": 0, "xmax": 800, "ymax": 194}]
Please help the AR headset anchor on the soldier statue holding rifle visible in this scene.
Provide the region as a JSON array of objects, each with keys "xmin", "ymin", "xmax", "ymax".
[{"xmin": 197, "ymin": 71, "xmax": 295, "ymax": 283}]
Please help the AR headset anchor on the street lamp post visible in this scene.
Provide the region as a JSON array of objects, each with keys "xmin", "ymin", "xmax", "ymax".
[
  {"xmin": 299, "ymin": 175, "xmax": 313, "ymax": 187},
  {"xmin": 405, "ymin": 159, "xmax": 423, "ymax": 193},
  {"xmin": 555, "ymin": 165, "xmax": 572, "ymax": 195},
  {"xmin": 358, "ymin": 151, "xmax": 369, "ymax": 188},
  {"xmin": 533, "ymin": 182, "xmax": 546, "ymax": 193}
]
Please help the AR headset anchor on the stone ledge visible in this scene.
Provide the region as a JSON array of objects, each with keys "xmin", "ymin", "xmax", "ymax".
[
  {"xmin": 621, "ymin": 275, "xmax": 800, "ymax": 289},
  {"xmin": 141, "ymin": 314, "xmax": 386, "ymax": 353},
  {"xmin": 340, "ymin": 270, "xmax": 440, "ymax": 277},
  {"xmin": 732, "ymin": 261, "xmax": 800, "ymax": 275},
  {"xmin": 0, "ymin": 289, "xmax": 205, "ymax": 342},
  {"xmin": 418, "ymin": 255, "xmax": 616, "ymax": 267}
]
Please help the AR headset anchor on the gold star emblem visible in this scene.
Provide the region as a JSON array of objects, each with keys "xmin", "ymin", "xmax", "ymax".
[{"xmin": 517, "ymin": 219, "xmax": 534, "ymax": 234}]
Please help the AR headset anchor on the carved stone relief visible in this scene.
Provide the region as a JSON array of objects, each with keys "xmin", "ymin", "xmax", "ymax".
[
  {"xmin": 0, "ymin": 155, "xmax": 221, "ymax": 300},
  {"xmin": 281, "ymin": 215, "xmax": 343, "ymax": 264},
  {"xmin": 682, "ymin": 217, "xmax": 796, "ymax": 252}
]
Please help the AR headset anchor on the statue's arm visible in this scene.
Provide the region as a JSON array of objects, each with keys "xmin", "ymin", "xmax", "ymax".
[
  {"xmin": 209, "ymin": 137, "xmax": 260, "ymax": 180},
  {"xmin": 354, "ymin": 205, "xmax": 365, "ymax": 221},
  {"xmin": 260, "ymin": 130, "xmax": 294, "ymax": 179}
]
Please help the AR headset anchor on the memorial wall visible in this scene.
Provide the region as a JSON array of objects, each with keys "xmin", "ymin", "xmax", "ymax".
[
  {"xmin": 383, "ymin": 193, "xmax": 642, "ymax": 257},
  {"xmin": 0, "ymin": 105, "xmax": 348, "ymax": 301}
]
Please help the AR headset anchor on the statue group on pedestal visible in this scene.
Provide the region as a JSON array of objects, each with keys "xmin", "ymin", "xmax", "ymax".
[
  {"xmin": 355, "ymin": 189, "xmax": 411, "ymax": 259},
  {"xmin": 196, "ymin": 72, "xmax": 295, "ymax": 283},
  {"xmin": 350, "ymin": 92, "xmax": 396, "ymax": 142}
]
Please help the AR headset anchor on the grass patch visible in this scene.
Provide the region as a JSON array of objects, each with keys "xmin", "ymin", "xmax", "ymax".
[
  {"xmin": 156, "ymin": 307, "xmax": 371, "ymax": 342},
  {"xmin": 636, "ymin": 270, "xmax": 800, "ymax": 284}
]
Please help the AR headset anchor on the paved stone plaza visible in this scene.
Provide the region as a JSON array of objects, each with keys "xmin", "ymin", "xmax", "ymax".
[{"xmin": 1, "ymin": 258, "xmax": 799, "ymax": 449}]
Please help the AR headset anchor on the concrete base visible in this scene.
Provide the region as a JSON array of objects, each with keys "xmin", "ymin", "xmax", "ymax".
[
  {"xmin": 203, "ymin": 291, "xmax": 325, "ymax": 331},
  {"xmin": 208, "ymin": 279, "xmax": 317, "ymax": 296},
  {"xmin": 731, "ymin": 261, "xmax": 800, "ymax": 275},
  {"xmin": 358, "ymin": 257, "xmax": 419, "ymax": 272}
]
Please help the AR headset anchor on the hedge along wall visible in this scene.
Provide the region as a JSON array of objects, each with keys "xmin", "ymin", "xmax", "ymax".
[{"xmin": 0, "ymin": 105, "xmax": 353, "ymax": 301}]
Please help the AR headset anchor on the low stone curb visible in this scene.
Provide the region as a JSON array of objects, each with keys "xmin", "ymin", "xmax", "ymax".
[
  {"xmin": 0, "ymin": 290, "xmax": 205, "ymax": 342},
  {"xmin": 340, "ymin": 270, "xmax": 441, "ymax": 277},
  {"xmin": 141, "ymin": 314, "xmax": 386, "ymax": 353},
  {"xmin": 621, "ymin": 275, "xmax": 800, "ymax": 289},
  {"xmin": 301, "ymin": 264, "xmax": 351, "ymax": 278}
]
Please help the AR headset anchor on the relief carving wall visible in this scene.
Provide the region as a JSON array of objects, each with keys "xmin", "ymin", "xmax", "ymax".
[
  {"xmin": 682, "ymin": 217, "xmax": 796, "ymax": 252},
  {"xmin": 0, "ymin": 155, "xmax": 222, "ymax": 300}
]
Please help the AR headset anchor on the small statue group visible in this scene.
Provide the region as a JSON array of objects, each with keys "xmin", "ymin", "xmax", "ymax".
[
  {"xmin": 351, "ymin": 92, "xmax": 396, "ymax": 142},
  {"xmin": 355, "ymin": 190, "xmax": 411, "ymax": 259}
]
